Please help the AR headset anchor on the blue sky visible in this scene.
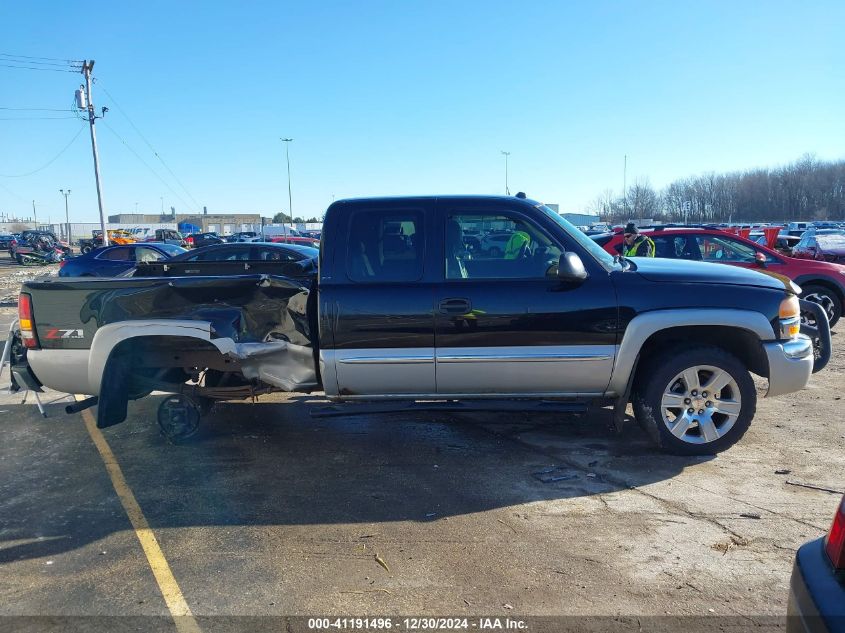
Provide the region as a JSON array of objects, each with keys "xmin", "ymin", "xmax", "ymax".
[{"xmin": 1, "ymin": 0, "xmax": 843, "ymax": 223}]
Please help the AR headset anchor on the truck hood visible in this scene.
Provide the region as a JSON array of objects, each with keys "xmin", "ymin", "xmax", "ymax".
[{"xmin": 632, "ymin": 258, "xmax": 791, "ymax": 292}]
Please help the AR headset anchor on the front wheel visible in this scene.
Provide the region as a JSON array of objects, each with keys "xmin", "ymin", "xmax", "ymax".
[
  {"xmin": 632, "ymin": 345, "xmax": 756, "ymax": 455},
  {"xmin": 800, "ymin": 284, "xmax": 841, "ymax": 327}
]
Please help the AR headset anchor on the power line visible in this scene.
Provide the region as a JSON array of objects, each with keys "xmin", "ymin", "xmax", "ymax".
[
  {"xmin": 97, "ymin": 83, "xmax": 203, "ymax": 213},
  {"xmin": 0, "ymin": 116, "xmax": 78, "ymax": 120},
  {"xmin": 0, "ymin": 181, "xmax": 26, "ymax": 202},
  {"xmin": 0, "ymin": 52, "xmax": 83, "ymax": 63},
  {"xmin": 0, "ymin": 59, "xmax": 81, "ymax": 69},
  {"xmin": 0, "ymin": 106, "xmax": 75, "ymax": 112},
  {"xmin": 0, "ymin": 63, "xmax": 80, "ymax": 73},
  {"xmin": 0, "ymin": 123, "xmax": 86, "ymax": 177},
  {"xmin": 100, "ymin": 120, "xmax": 197, "ymax": 215}
]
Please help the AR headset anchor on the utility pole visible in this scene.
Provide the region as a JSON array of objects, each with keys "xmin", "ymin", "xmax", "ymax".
[
  {"xmin": 280, "ymin": 138, "xmax": 293, "ymax": 217},
  {"xmin": 500, "ymin": 151, "xmax": 511, "ymax": 195},
  {"xmin": 623, "ymin": 154, "xmax": 628, "ymax": 218},
  {"xmin": 31, "ymin": 200, "xmax": 37, "ymax": 227},
  {"xmin": 79, "ymin": 60, "xmax": 109, "ymax": 246},
  {"xmin": 60, "ymin": 189, "xmax": 71, "ymax": 242}
]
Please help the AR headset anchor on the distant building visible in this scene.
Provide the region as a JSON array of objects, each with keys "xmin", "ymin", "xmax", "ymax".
[
  {"xmin": 107, "ymin": 213, "xmax": 268, "ymax": 236},
  {"xmin": 562, "ymin": 213, "xmax": 600, "ymax": 226}
]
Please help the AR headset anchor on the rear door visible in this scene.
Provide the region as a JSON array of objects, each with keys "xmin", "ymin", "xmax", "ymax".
[
  {"xmin": 322, "ymin": 201, "xmax": 436, "ymax": 396},
  {"xmin": 93, "ymin": 246, "xmax": 136, "ymax": 275},
  {"xmin": 433, "ymin": 200, "xmax": 618, "ymax": 395}
]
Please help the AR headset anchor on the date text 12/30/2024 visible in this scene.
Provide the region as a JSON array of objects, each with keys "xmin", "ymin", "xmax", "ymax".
[{"xmin": 308, "ymin": 618, "xmax": 528, "ymax": 630}]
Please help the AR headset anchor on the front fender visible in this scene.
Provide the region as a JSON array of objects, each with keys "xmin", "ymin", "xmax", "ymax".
[{"xmin": 607, "ymin": 308, "xmax": 775, "ymax": 395}]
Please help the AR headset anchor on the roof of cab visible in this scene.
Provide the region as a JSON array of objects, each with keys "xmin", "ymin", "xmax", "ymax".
[{"xmin": 329, "ymin": 194, "xmax": 543, "ymax": 207}]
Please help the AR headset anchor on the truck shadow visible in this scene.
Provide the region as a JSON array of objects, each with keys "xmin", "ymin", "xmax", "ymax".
[{"xmin": 0, "ymin": 396, "xmax": 711, "ymax": 563}]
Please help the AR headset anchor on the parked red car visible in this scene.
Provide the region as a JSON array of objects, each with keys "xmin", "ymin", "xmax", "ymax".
[
  {"xmin": 594, "ymin": 226, "xmax": 845, "ymax": 325},
  {"xmin": 269, "ymin": 235, "xmax": 319, "ymax": 247},
  {"xmin": 791, "ymin": 231, "xmax": 845, "ymax": 264}
]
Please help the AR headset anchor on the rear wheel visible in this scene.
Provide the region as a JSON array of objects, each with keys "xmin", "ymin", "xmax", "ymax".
[
  {"xmin": 800, "ymin": 284, "xmax": 841, "ymax": 327},
  {"xmin": 633, "ymin": 345, "xmax": 756, "ymax": 455},
  {"xmin": 157, "ymin": 394, "xmax": 201, "ymax": 443},
  {"xmin": 80, "ymin": 244, "xmax": 92, "ymax": 254}
]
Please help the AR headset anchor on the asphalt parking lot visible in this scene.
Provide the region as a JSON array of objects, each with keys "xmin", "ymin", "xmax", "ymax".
[{"xmin": 0, "ymin": 267, "xmax": 842, "ymax": 631}]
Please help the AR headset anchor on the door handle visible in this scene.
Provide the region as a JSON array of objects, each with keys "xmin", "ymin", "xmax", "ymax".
[{"xmin": 439, "ymin": 298, "xmax": 471, "ymax": 314}]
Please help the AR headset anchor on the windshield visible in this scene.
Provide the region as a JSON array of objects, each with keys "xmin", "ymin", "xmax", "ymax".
[{"xmin": 537, "ymin": 205, "xmax": 617, "ymax": 268}]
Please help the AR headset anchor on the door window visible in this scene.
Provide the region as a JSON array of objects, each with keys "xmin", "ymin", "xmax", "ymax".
[
  {"xmin": 135, "ymin": 247, "xmax": 167, "ymax": 263},
  {"xmin": 694, "ymin": 235, "xmax": 775, "ymax": 263},
  {"xmin": 695, "ymin": 235, "xmax": 756, "ymax": 263},
  {"xmin": 253, "ymin": 246, "xmax": 301, "ymax": 262},
  {"xmin": 651, "ymin": 235, "xmax": 702, "ymax": 260},
  {"xmin": 97, "ymin": 246, "xmax": 133, "ymax": 261},
  {"xmin": 445, "ymin": 213, "xmax": 562, "ymax": 279},
  {"xmin": 345, "ymin": 209, "xmax": 424, "ymax": 282},
  {"xmin": 186, "ymin": 248, "xmax": 249, "ymax": 262}
]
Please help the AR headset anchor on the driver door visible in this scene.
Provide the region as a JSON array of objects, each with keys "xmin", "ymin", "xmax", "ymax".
[{"xmin": 433, "ymin": 201, "xmax": 618, "ymax": 395}]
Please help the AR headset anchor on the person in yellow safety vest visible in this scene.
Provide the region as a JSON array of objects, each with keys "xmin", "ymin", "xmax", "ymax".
[
  {"xmin": 504, "ymin": 231, "xmax": 531, "ymax": 259},
  {"xmin": 621, "ymin": 223, "xmax": 655, "ymax": 257}
]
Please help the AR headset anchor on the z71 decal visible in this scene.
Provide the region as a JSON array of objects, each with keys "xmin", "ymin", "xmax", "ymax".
[{"xmin": 44, "ymin": 328, "xmax": 85, "ymax": 340}]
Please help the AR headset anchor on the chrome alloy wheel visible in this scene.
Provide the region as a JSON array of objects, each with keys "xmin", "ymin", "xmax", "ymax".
[
  {"xmin": 660, "ymin": 365, "xmax": 742, "ymax": 444},
  {"xmin": 802, "ymin": 292, "xmax": 835, "ymax": 324}
]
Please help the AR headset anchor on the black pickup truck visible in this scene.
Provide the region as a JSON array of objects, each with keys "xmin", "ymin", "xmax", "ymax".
[{"xmin": 11, "ymin": 195, "xmax": 832, "ymax": 454}]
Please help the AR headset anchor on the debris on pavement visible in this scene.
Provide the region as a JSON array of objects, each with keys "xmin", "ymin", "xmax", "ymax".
[
  {"xmin": 774, "ymin": 469, "xmax": 791, "ymax": 475},
  {"xmin": 374, "ymin": 553, "xmax": 390, "ymax": 573},
  {"xmin": 739, "ymin": 513, "xmax": 762, "ymax": 520},
  {"xmin": 532, "ymin": 466, "xmax": 579, "ymax": 483},
  {"xmin": 785, "ymin": 480, "xmax": 844, "ymax": 495},
  {"xmin": 712, "ymin": 535, "xmax": 750, "ymax": 555}
]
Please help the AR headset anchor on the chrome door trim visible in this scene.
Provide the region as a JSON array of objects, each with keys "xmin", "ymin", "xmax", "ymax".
[
  {"xmin": 338, "ymin": 355, "xmax": 434, "ymax": 365},
  {"xmin": 437, "ymin": 352, "xmax": 611, "ymax": 363}
]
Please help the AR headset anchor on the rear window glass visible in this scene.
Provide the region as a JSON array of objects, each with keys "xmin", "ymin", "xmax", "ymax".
[{"xmin": 346, "ymin": 209, "xmax": 424, "ymax": 282}]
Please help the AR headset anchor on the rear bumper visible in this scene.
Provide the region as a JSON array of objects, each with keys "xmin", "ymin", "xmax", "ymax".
[
  {"xmin": 788, "ymin": 538, "xmax": 845, "ymax": 633},
  {"xmin": 764, "ymin": 337, "xmax": 814, "ymax": 397}
]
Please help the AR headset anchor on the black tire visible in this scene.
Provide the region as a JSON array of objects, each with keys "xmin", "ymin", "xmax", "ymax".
[
  {"xmin": 80, "ymin": 245, "xmax": 92, "ymax": 254},
  {"xmin": 800, "ymin": 284, "xmax": 841, "ymax": 327},
  {"xmin": 632, "ymin": 345, "xmax": 756, "ymax": 456}
]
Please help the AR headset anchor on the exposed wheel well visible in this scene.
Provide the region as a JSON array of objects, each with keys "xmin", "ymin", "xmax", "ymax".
[
  {"xmin": 799, "ymin": 278, "xmax": 844, "ymax": 301},
  {"xmin": 635, "ymin": 326, "xmax": 769, "ymax": 382}
]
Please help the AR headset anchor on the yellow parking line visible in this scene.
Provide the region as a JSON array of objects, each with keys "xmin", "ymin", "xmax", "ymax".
[{"xmin": 77, "ymin": 399, "xmax": 202, "ymax": 633}]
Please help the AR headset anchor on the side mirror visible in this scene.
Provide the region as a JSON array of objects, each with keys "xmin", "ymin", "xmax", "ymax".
[
  {"xmin": 754, "ymin": 252, "xmax": 767, "ymax": 268},
  {"xmin": 557, "ymin": 252, "xmax": 589, "ymax": 283}
]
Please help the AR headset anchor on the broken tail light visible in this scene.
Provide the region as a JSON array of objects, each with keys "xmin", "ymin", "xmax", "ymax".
[
  {"xmin": 825, "ymin": 495, "xmax": 845, "ymax": 570},
  {"xmin": 18, "ymin": 293, "xmax": 39, "ymax": 349}
]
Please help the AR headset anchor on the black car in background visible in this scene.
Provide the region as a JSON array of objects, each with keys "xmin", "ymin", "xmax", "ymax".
[
  {"xmin": 59, "ymin": 243, "xmax": 187, "ymax": 277},
  {"xmin": 788, "ymin": 494, "xmax": 845, "ymax": 632},
  {"xmin": 134, "ymin": 242, "xmax": 318, "ymax": 279},
  {"xmin": 185, "ymin": 232, "xmax": 224, "ymax": 248}
]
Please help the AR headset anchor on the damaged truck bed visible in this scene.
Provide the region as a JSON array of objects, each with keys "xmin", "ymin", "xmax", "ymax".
[{"xmin": 15, "ymin": 273, "xmax": 319, "ymax": 428}]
